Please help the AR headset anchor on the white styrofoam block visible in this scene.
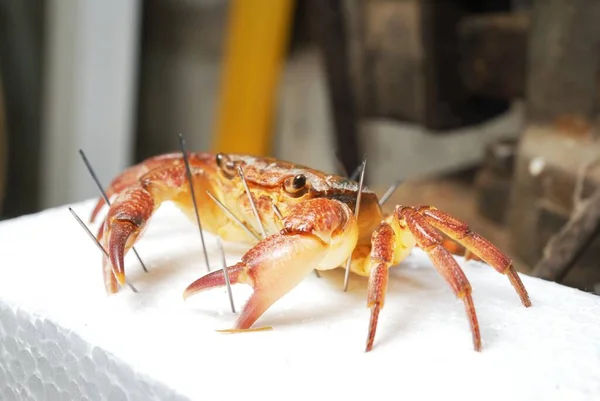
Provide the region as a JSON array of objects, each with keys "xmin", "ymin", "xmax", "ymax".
[{"xmin": 1, "ymin": 199, "xmax": 600, "ymax": 401}]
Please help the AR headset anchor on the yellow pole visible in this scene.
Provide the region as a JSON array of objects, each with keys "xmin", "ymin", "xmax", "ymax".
[{"xmin": 212, "ymin": 0, "xmax": 295, "ymax": 156}]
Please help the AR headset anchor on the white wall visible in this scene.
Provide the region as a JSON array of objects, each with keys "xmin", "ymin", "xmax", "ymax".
[{"xmin": 41, "ymin": 0, "xmax": 141, "ymax": 208}]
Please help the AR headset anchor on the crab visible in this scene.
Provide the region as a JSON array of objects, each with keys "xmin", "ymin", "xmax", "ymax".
[{"xmin": 90, "ymin": 151, "xmax": 532, "ymax": 352}]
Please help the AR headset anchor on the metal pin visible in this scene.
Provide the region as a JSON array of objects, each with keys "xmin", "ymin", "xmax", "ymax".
[
  {"xmin": 206, "ymin": 191, "xmax": 260, "ymax": 241},
  {"xmin": 349, "ymin": 163, "xmax": 363, "ymax": 181},
  {"xmin": 216, "ymin": 237, "xmax": 236, "ymax": 313},
  {"xmin": 271, "ymin": 203, "xmax": 284, "ymax": 221},
  {"xmin": 343, "ymin": 157, "xmax": 367, "ymax": 292},
  {"xmin": 237, "ymin": 165, "xmax": 267, "ymax": 239},
  {"xmin": 379, "ymin": 179, "xmax": 402, "ymax": 206},
  {"xmin": 78, "ymin": 149, "xmax": 149, "ymax": 273},
  {"xmin": 178, "ymin": 134, "xmax": 212, "ymax": 272},
  {"xmin": 69, "ymin": 207, "xmax": 138, "ymax": 293}
]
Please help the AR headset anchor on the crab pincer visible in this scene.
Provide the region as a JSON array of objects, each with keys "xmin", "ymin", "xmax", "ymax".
[
  {"xmin": 100, "ymin": 186, "xmax": 155, "ymax": 293},
  {"xmin": 183, "ymin": 198, "xmax": 359, "ymax": 330}
]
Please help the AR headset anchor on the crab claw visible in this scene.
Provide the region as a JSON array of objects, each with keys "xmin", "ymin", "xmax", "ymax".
[
  {"xmin": 184, "ymin": 198, "xmax": 358, "ymax": 330},
  {"xmin": 100, "ymin": 186, "xmax": 155, "ymax": 294},
  {"xmin": 107, "ymin": 220, "xmax": 137, "ymax": 285},
  {"xmin": 183, "ymin": 263, "xmax": 246, "ymax": 298},
  {"xmin": 184, "ymin": 233, "xmax": 341, "ymax": 330}
]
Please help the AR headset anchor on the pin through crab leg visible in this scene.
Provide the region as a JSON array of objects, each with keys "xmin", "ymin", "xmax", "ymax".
[
  {"xmin": 237, "ymin": 165, "xmax": 267, "ymax": 239},
  {"xmin": 78, "ymin": 149, "xmax": 149, "ymax": 273},
  {"xmin": 344, "ymin": 157, "xmax": 367, "ymax": 291},
  {"xmin": 178, "ymin": 133, "xmax": 212, "ymax": 272},
  {"xmin": 69, "ymin": 207, "xmax": 138, "ymax": 293}
]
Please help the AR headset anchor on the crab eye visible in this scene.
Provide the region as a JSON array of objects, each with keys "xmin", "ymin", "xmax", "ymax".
[
  {"xmin": 292, "ymin": 174, "xmax": 306, "ymax": 190},
  {"xmin": 284, "ymin": 174, "xmax": 307, "ymax": 196},
  {"xmin": 216, "ymin": 153, "xmax": 236, "ymax": 177}
]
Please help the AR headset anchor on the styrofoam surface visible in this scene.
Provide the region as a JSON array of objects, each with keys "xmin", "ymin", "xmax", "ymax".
[{"xmin": 1, "ymin": 199, "xmax": 599, "ymax": 401}]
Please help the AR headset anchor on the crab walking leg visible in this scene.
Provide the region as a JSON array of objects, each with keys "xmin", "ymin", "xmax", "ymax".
[
  {"xmin": 397, "ymin": 206, "xmax": 482, "ymax": 352},
  {"xmin": 417, "ymin": 206, "xmax": 531, "ymax": 308},
  {"xmin": 365, "ymin": 222, "xmax": 396, "ymax": 352},
  {"xmin": 183, "ymin": 198, "xmax": 359, "ymax": 330}
]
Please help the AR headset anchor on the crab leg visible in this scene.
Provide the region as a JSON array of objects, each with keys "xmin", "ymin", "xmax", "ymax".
[
  {"xmin": 365, "ymin": 222, "xmax": 396, "ymax": 352},
  {"xmin": 396, "ymin": 206, "xmax": 482, "ymax": 351},
  {"xmin": 183, "ymin": 198, "xmax": 359, "ymax": 330},
  {"xmin": 416, "ymin": 206, "xmax": 531, "ymax": 308}
]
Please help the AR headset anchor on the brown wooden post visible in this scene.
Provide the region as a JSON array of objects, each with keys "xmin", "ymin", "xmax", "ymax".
[{"xmin": 508, "ymin": 0, "xmax": 600, "ymax": 287}]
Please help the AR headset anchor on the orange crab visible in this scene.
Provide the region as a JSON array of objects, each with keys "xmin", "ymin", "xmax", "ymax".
[{"xmin": 91, "ymin": 152, "xmax": 531, "ymax": 352}]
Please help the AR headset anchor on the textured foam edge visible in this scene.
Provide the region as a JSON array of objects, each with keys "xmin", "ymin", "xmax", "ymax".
[{"xmin": 0, "ymin": 297, "xmax": 192, "ymax": 401}]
